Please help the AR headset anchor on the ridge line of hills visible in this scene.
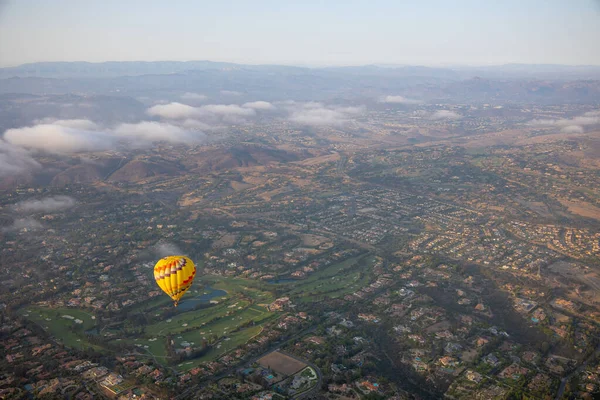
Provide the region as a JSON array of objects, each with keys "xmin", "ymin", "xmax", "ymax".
[{"xmin": 2, "ymin": 60, "xmax": 600, "ymax": 80}]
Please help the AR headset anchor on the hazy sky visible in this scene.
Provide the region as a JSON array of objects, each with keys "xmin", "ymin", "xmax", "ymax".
[{"xmin": 1, "ymin": 0, "xmax": 599, "ymax": 67}]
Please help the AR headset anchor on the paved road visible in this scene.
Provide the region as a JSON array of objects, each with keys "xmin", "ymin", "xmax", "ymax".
[{"xmin": 555, "ymin": 341, "xmax": 600, "ymax": 400}]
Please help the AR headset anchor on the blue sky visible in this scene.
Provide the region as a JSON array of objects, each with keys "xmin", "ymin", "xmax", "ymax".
[{"xmin": 0, "ymin": 0, "xmax": 599, "ymax": 67}]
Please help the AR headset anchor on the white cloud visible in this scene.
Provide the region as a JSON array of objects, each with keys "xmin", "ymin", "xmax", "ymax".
[
  {"xmin": 147, "ymin": 102, "xmax": 256, "ymax": 125},
  {"xmin": 200, "ymin": 104, "xmax": 255, "ymax": 117},
  {"xmin": 180, "ymin": 92, "xmax": 207, "ymax": 101},
  {"xmin": 243, "ymin": 101, "xmax": 276, "ymax": 111},
  {"xmin": 430, "ymin": 110, "xmax": 462, "ymax": 120},
  {"xmin": 528, "ymin": 110, "xmax": 600, "ymax": 128},
  {"xmin": 12, "ymin": 195, "xmax": 76, "ymax": 213},
  {"xmin": 381, "ymin": 95, "xmax": 423, "ymax": 104},
  {"xmin": 35, "ymin": 118, "xmax": 100, "ymax": 130},
  {"xmin": 147, "ymin": 102, "xmax": 201, "ymax": 119},
  {"xmin": 155, "ymin": 241, "xmax": 183, "ymax": 257},
  {"xmin": 51, "ymin": 119, "xmax": 100, "ymax": 130},
  {"xmin": 561, "ymin": 125, "xmax": 584, "ymax": 133},
  {"xmin": 3, "ymin": 119, "xmax": 207, "ymax": 158},
  {"xmin": 287, "ymin": 103, "xmax": 364, "ymax": 126},
  {"xmin": 3, "ymin": 122, "xmax": 113, "ymax": 153},
  {"xmin": 2, "ymin": 217, "xmax": 43, "ymax": 233},
  {"xmin": 0, "ymin": 139, "xmax": 40, "ymax": 177},
  {"xmin": 220, "ymin": 90, "xmax": 242, "ymax": 96},
  {"xmin": 180, "ymin": 119, "xmax": 212, "ymax": 130},
  {"xmin": 114, "ymin": 121, "xmax": 204, "ymax": 145}
]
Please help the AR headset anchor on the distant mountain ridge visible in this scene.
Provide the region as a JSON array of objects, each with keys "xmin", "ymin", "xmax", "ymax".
[{"xmin": 2, "ymin": 60, "xmax": 600, "ymax": 80}]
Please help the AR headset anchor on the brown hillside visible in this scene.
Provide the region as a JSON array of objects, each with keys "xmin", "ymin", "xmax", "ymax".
[
  {"xmin": 186, "ymin": 145, "xmax": 301, "ymax": 172},
  {"xmin": 108, "ymin": 159, "xmax": 180, "ymax": 182}
]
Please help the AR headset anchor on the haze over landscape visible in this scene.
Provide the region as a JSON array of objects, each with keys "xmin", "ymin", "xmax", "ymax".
[{"xmin": 1, "ymin": 1, "xmax": 600, "ymax": 400}]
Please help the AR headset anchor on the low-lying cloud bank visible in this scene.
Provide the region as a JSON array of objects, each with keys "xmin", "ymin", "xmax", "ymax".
[
  {"xmin": 285, "ymin": 102, "xmax": 364, "ymax": 127},
  {"xmin": 430, "ymin": 110, "xmax": 462, "ymax": 120},
  {"xmin": 3, "ymin": 119, "xmax": 205, "ymax": 154},
  {"xmin": 0, "ymin": 139, "xmax": 41, "ymax": 177},
  {"xmin": 0, "ymin": 99, "xmax": 367, "ymax": 178},
  {"xmin": 528, "ymin": 110, "xmax": 600, "ymax": 133},
  {"xmin": 4, "ymin": 123, "xmax": 112, "ymax": 153},
  {"xmin": 12, "ymin": 195, "xmax": 76, "ymax": 213},
  {"xmin": 115, "ymin": 121, "xmax": 203, "ymax": 145},
  {"xmin": 242, "ymin": 101, "xmax": 276, "ymax": 110},
  {"xmin": 147, "ymin": 101, "xmax": 277, "ymax": 124},
  {"xmin": 2, "ymin": 217, "xmax": 43, "ymax": 233},
  {"xmin": 155, "ymin": 241, "xmax": 184, "ymax": 258},
  {"xmin": 381, "ymin": 95, "xmax": 423, "ymax": 104},
  {"xmin": 220, "ymin": 90, "xmax": 242, "ymax": 96},
  {"xmin": 180, "ymin": 92, "xmax": 207, "ymax": 101}
]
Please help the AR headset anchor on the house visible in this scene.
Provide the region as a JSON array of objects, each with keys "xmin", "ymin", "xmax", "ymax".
[
  {"xmin": 328, "ymin": 383, "xmax": 351, "ymax": 393},
  {"xmin": 483, "ymin": 353, "xmax": 500, "ymax": 366},
  {"xmin": 306, "ymin": 336, "xmax": 324, "ymax": 345},
  {"xmin": 339, "ymin": 319, "xmax": 354, "ymax": 328},
  {"xmin": 439, "ymin": 356, "xmax": 459, "ymax": 368},
  {"xmin": 498, "ymin": 364, "xmax": 529, "ymax": 380},
  {"xmin": 149, "ymin": 369, "xmax": 163, "ymax": 381},
  {"xmin": 358, "ymin": 380, "xmax": 380, "ymax": 393},
  {"xmin": 466, "ymin": 370, "xmax": 482, "ymax": 383},
  {"xmin": 358, "ymin": 314, "xmax": 379, "ymax": 323}
]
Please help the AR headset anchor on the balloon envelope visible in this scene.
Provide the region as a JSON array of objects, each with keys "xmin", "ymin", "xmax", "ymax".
[{"xmin": 153, "ymin": 255, "xmax": 196, "ymax": 306}]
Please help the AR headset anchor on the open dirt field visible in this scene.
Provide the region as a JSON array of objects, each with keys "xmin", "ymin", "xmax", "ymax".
[
  {"xmin": 258, "ymin": 351, "xmax": 307, "ymax": 375},
  {"xmin": 300, "ymin": 234, "xmax": 330, "ymax": 247},
  {"xmin": 212, "ymin": 233, "xmax": 238, "ymax": 249},
  {"xmin": 558, "ymin": 198, "xmax": 600, "ymax": 221}
]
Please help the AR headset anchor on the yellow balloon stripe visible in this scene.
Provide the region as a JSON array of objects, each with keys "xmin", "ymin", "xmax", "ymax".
[{"xmin": 154, "ymin": 256, "xmax": 196, "ymax": 304}]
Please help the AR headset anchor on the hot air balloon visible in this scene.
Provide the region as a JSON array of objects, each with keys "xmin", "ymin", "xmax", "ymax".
[{"xmin": 153, "ymin": 255, "xmax": 196, "ymax": 307}]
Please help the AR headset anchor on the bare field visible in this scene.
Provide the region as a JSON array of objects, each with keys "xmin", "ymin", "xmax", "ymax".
[
  {"xmin": 549, "ymin": 261, "xmax": 600, "ymax": 295},
  {"xmin": 295, "ymin": 152, "xmax": 340, "ymax": 166},
  {"xmin": 558, "ymin": 198, "xmax": 600, "ymax": 221},
  {"xmin": 212, "ymin": 233, "xmax": 238, "ymax": 249},
  {"xmin": 300, "ymin": 234, "xmax": 330, "ymax": 247},
  {"xmin": 258, "ymin": 351, "xmax": 307, "ymax": 376},
  {"xmin": 179, "ymin": 193, "xmax": 203, "ymax": 207},
  {"xmin": 230, "ymin": 181, "xmax": 253, "ymax": 191}
]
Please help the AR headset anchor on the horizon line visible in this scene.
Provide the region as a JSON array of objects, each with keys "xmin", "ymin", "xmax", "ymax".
[{"xmin": 2, "ymin": 59, "xmax": 600, "ymax": 69}]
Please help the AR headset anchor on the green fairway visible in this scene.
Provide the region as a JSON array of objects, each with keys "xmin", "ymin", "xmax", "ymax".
[
  {"xmin": 177, "ymin": 325, "xmax": 263, "ymax": 371},
  {"xmin": 178, "ymin": 305, "xmax": 272, "ymax": 343},
  {"xmin": 18, "ymin": 274, "xmax": 278, "ymax": 369},
  {"xmin": 205, "ymin": 276, "xmax": 275, "ymax": 303},
  {"xmin": 19, "ymin": 306, "xmax": 101, "ymax": 350},
  {"xmin": 294, "ymin": 270, "xmax": 371, "ymax": 302},
  {"xmin": 128, "ymin": 294, "xmax": 174, "ymax": 312},
  {"xmin": 144, "ymin": 299, "xmax": 251, "ymax": 336},
  {"xmin": 278, "ymin": 255, "xmax": 374, "ymax": 301},
  {"xmin": 134, "ymin": 337, "xmax": 167, "ymax": 358}
]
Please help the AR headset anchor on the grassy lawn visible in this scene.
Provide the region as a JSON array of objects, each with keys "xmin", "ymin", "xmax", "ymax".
[
  {"xmin": 284, "ymin": 255, "xmax": 374, "ymax": 301},
  {"xmin": 108, "ymin": 336, "xmax": 168, "ymax": 358},
  {"xmin": 127, "ymin": 295, "xmax": 174, "ymax": 312},
  {"xmin": 178, "ymin": 305, "xmax": 272, "ymax": 343},
  {"xmin": 205, "ymin": 276, "xmax": 275, "ymax": 303},
  {"xmin": 19, "ymin": 274, "xmax": 278, "ymax": 369},
  {"xmin": 307, "ymin": 270, "xmax": 372, "ymax": 301},
  {"xmin": 177, "ymin": 325, "xmax": 263, "ymax": 371},
  {"xmin": 19, "ymin": 306, "xmax": 101, "ymax": 350},
  {"xmin": 106, "ymin": 380, "xmax": 136, "ymax": 394},
  {"xmin": 144, "ymin": 299, "xmax": 250, "ymax": 336},
  {"xmin": 300, "ymin": 367, "xmax": 317, "ymax": 379},
  {"xmin": 128, "ymin": 281, "xmax": 219, "ymax": 313},
  {"xmin": 133, "ymin": 338, "xmax": 168, "ymax": 358}
]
